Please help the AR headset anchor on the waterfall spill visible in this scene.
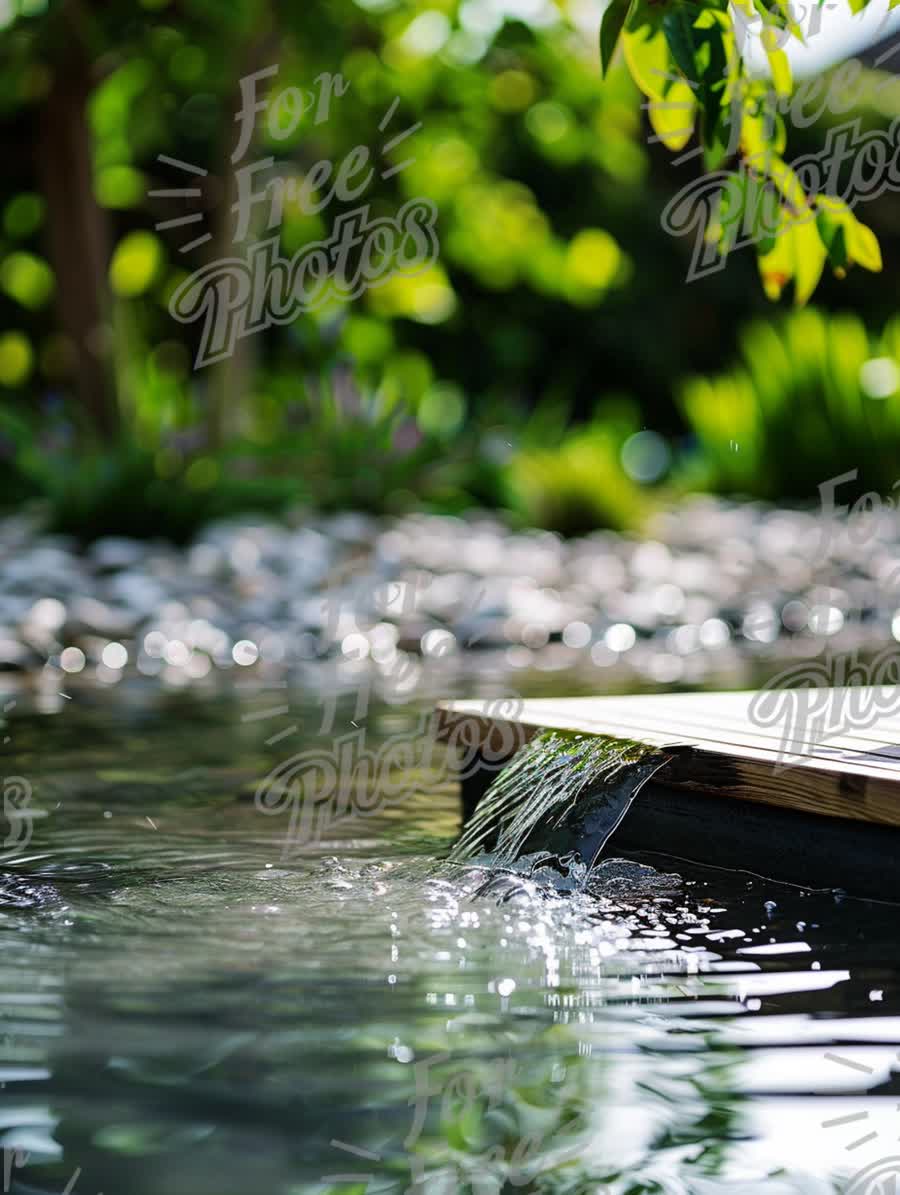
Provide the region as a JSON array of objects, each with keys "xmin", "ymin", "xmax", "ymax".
[{"xmin": 450, "ymin": 729, "xmax": 672, "ymax": 881}]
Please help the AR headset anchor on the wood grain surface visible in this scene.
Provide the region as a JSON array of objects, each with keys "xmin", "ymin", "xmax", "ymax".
[{"xmin": 436, "ymin": 689, "xmax": 900, "ymax": 827}]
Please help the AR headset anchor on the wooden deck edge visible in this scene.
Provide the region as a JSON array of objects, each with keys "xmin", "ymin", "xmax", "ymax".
[{"xmin": 434, "ymin": 702, "xmax": 900, "ymax": 829}]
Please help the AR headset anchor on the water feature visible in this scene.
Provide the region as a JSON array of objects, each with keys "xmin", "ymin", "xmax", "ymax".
[
  {"xmin": 0, "ymin": 676, "xmax": 897, "ymax": 1195},
  {"xmin": 450, "ymin": 729, "xmax": 670, "ymax": 875}
]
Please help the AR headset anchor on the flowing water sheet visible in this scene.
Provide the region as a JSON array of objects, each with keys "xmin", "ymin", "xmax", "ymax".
[{"xmin": 450, "ymin": 729, "xmax": 673, "ymax": 880}]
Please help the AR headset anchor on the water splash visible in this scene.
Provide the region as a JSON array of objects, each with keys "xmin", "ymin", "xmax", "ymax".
[{"xmin": 450, "ymin": 729, "xmax": 672, "ymax": 880}]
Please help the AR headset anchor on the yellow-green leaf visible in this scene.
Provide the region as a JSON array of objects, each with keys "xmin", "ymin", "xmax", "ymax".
[
  {"xmin": 846, "ymin": 218, "xmax": 883, "ymax": 272},
  {"xmin": 622, "ymin": 26, "xmax": 670, "ymax": 101},
  {"xmin": 757, "ymin": 211, "xmax": 794, "ymax": 300},
  {"xmin": 766, "ymin": 156, "xmax": 806, "ymax": 211},
  {"xmin": 757, "ymin": 210, "xmax": 828, "ymax": 304},
  {"xmin": 791, "ymin": 215, "xmax": 826, "ymax": 305},
  {"xmin": 815, "ymin": 193, "xmax": 854, "ymax": 223},
  {"xmin": 622, "ymin": 25, "xmax": 695, "ymax": 149},
  {"xmin": 740, "ymin": 100, "xmax": 785, "ymax": 163},
  {"xmin": 647, "ymin": 85, "xmax": 696, "ymax": 151},
  {"xmin": 772, "ymin": 0, "xmax": 806, "ymax": 41},
  {"xmin": 761, "ymin": 28, "xmax": 792, "ymax": 96},
  {"xmin": 816, "ymin": 197, "xmax": 883, "ymax": 273}
]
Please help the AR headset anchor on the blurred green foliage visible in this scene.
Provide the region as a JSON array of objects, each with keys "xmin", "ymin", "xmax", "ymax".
[
  {"xmin": 679, "ymin": 307, "xmax": 900, "ymax": 501},
  {"xmin": 0, "ymin": 0, "xmax": 898, "ymax": 539},
  {"xmin": 503, "ymin": 398, "xmax": 650, "ymax": 534}
]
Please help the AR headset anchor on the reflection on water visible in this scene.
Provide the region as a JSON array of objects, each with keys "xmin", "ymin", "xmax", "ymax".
[{"xmin": 0, "ymin": 679, "xmax": 898, "ymax": 1195}]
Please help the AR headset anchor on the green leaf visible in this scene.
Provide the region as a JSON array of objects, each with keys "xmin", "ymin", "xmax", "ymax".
[
  {"xmin": 815, "ymin": 197, "xmax": 882, "ymax": 274},
  {"xmin": 624, "ymin": 0, "xmax": 666, "ymax": 37},
  {"xmin": 600, "ymin": 0, "xmax": 634, "ymax": 76},
  {"xmin": 716, "ymin": 170, "xmax": 748, "ymax": 256},
  {"xmin": 662, "ymin": 7, "xmax": 700, "ymax": 84},
  {"xmin": 817, "ymin": 211, "xmax": 848, "ymax": 271},
  {"xmin": 815, "ymin": 193, "xmax": 854, "ymax": 223},
  {"xmin": 662, "ymin": 9, "xmax": 731, "ymax": 159},
  {"xmin": 723, "ymin": 172, "xmax": 780, "ymax": 256},
  {"xmin": 703, "ymin": 98, "xmax": 734, "ymax": 169}
]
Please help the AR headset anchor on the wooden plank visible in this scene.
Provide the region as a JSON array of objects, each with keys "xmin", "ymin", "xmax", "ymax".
[{"xmin": 436, "ymin": 689, "xmax": 900, "ymax": 829}]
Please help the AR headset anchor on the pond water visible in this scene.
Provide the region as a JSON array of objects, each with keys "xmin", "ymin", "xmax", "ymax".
[{"xmin": 0, "ymin": 674, "xmax": 898, "ymax": 1195}]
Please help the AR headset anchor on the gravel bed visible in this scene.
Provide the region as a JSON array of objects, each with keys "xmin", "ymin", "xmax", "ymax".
[{"xmin": 0, "ymin": 497, "xmax": 896, "ymax": 694}]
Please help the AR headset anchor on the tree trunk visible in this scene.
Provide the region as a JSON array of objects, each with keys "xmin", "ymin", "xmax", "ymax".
[
  {"xmin": 205, "ymin": 20, "xmax": 279, "ymax": 448},
  {"xmin": 36, "ymin": 40, "xmax": 117, "ymax": 441}
]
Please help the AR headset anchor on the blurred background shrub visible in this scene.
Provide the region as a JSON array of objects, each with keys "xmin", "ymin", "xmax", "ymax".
[{"xmin": 679, "ymin": 309, "xmax": 900, "ymax": 501}]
